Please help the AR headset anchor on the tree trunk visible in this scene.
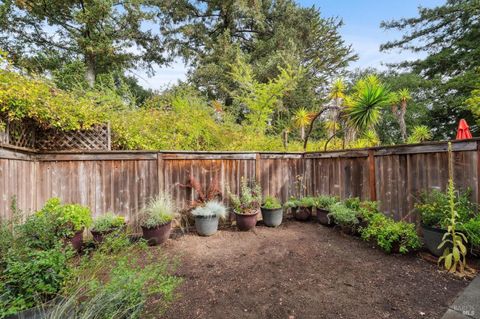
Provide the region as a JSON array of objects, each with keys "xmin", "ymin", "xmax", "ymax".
[
  {"xmin": 300, "ymin": 126, "xmax": 305, "ymax": 141},
  {"xmin": 85, "ymin": 55, "xmax": 96, "ymax": 88},
  {"xmin": 399, "ymin": 100, "xmax": 407, "ymax": 142}
]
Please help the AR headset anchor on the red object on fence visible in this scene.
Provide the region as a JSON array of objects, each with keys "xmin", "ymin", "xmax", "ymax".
[{"xmin": 456, "ymin": 119, "xmax": 473, "ymax": 140}]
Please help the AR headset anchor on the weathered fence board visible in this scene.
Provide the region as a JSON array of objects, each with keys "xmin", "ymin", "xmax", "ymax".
[{"xmin": 1, "ymin": 139, "xmax": 480, "ymax": 224}]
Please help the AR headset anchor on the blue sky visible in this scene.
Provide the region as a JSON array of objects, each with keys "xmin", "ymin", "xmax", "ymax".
[{"xmin": 136, "ymin": 0, "xmax": 444, "ymax": 90}]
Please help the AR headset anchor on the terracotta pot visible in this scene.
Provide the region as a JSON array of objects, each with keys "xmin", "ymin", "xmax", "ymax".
[
  {"xmin": 141, "ymin": 221, "xmax": 172, "ymax": 245},
  {"xmin": 316, "ymin": 208, "xmax": 333, "ymax": 226},
  {"xmin": 293, "ymin": 206, "xmax": 312, "ymax": 221},
  {"xmin": 235, "ymin": 211, "xmax": 259, "ymax": 231},
  {"xmin": 68, "ymin": 229, "xmax": 84, "ymax": 252}
]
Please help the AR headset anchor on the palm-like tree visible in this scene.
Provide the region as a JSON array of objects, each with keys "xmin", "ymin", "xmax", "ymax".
[
  {"xmin": 395, "ymin": 88, "xmax": 412, "ymax": 143},
  {"xmin": 328, "ymin": 79, "xmax": 346, "ymax": 138},
  {"xmin": 293, "ymin": 108, "xmax": 313, "ymax": 141},
  {"xmin": 407, "ymin": 125, "xmax": 432, "ymax": 144},
  {"xmin": 346, "ymin": 75, "xmax": 392, "ymax": 133}
]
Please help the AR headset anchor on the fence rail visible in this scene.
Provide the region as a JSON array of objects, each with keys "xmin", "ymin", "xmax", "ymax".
[{"xmin": 1, "ymin": 139, "xmax": 478, "ymax": 224}]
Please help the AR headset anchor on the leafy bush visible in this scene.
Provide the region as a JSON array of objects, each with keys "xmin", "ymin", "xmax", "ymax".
[
  {"xmin": 191, "ymin": 200, "xmax": 228, "ymax": 219},
  {"xmin": 228, "ymin": 178, "xmax": 262, "ymax": 215},
  {"xmin": 91, "ymin": 213, "xmax": 125, "ymax": 233},
  {"xmin": 415, "ymin": 188, "xmax": 475, "ymax": 228},
  {"xmin": 0, "ymin": 61, "xmax": 109, "ymax": 131},
  {"xmin": 35, "ymin": 198, "xmax": 92, "ymax": 238},
  {"xmin": 284, "ymin": 197, "xmax": 316, "ymax": 208},
  {"xmin": 140, "ymin": 194, "xmax": 176, "ymax": 228},
  {"xmin": 360, "ymin": 213, "xmax": 421, "ymax": 254},
  {"xmin": 262, "ymin": 196, "xmax": 282, "ymax": 209},
  {"xmin": 460, "ymin": 215, "xmax": 480, "ymax": 248},
  {"xmin": 327, "ymin": 202, "xmax": 359, "ymax": 227},
  {"xmin": 314, "ymin": 195, "xmax": 339, "ymax": 209}
]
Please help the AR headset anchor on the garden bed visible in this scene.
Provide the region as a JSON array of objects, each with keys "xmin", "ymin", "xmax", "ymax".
[{"xmin": 160, "ymin": 220, "xmax": 471, "ymax": 319}]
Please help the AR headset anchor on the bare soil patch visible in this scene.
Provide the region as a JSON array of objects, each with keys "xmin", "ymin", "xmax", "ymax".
[{"xmin": 160, "ymin": 220, "xmax": 470, "ymax": 319}]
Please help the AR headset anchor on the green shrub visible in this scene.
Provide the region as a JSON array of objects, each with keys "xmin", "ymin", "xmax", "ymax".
[
  {"xmin": 284, "ymin": 196, "xmax": 316, "ymax": 208},
  {"xmin": 91, "ymin": 213, "xmax": 125, "ymax": 233},
  {"xmin": 360, "ymin": 213, "xmax": 421, "ymax": 254},
  {"xmin": 228, "ymin": 178, "xmax": 262, "ymax": 214},
  {"xmin": 460, "ymin": 215, "xmax": 480, "ymax": 248},
  {"xmin": 314, "ymin": 195, "xmax": 339, "ymax": 209},
  {"xmin": 327, "ymin": 202, "xmax": 359, "ymax": 227},
  {"xmin": 415, "ymin": 188, "xmax": 475, "ymax": 228},
  {"xmin": 140, "ymin": 194, "xmax": 176, "ymax": 228},
  {"xmin": 262, "ymin": 196, "xmax": 282, "ymax": 209}
]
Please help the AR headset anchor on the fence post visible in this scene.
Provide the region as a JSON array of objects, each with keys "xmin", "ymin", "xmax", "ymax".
[
  {"xmin": 477, "ymin": 141, "xmax": 480, "ymax": 206},
  {"xmin": 255, "ymin": 153, "xmax": 261, "ymax": 184},
  {"xmin": 157, "ymin": 153, "xmax": 164, "ymax": 195},
  {"xmin": 368, "ymin": 149, "xmax": 377, "ymax": 201}
]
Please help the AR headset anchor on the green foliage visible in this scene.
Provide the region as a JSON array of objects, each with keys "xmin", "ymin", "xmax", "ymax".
[
  {"xmin": 360, "ymin": 213, "xmax": 420, "ymax": 254},
  {"xmin": 415, "ymin": 189, "xmax": 475, "ymax": 229},
  {"xmin": 381, "ymin": 1, "xmax": 479, "ymax": 139},
  {"xmin": 91, "ymin": 213, "xmax": 125, "ymax": 233},
  {"xmin": 327, "ymin": 202, "xmax": 359, "ymax": 228},
  {"xmin": 140, "ymin": 194, "xmax": 176, "ymax": 229},
  {"xmin": 460, "ymin": 215, "xmax": 480, "ymax": 248},
  {"xmin": 36, "ymin": 198, "xmax": 92, "ymax": 235},
  {"xmin": 228, "ymin": 178, "xmax": 262, "ymax": 215},
  {"xmin": 191, "ymin": 200, "xmax": 228, "ymax": 220},
  {"xmin": 50, "ymin": 234, "xmax": 181, "ymax": 318},
  {"xmin": 407, "ymin": 125, "xmax": 432, "ymax": 144},
  {"xmin": 0, "ymin": 65, "xmax": 109, "ymax": 131},
  {"xmin": 313, "ymin": 195, "xmax": 339, "ymax": 209},
  {"xmin": 284, "ymin": 197, "xmax": 316, "ymax": 208},
  {"xmin": 262, "ymin": 196, "xmax": 282, "ymax": 210}
]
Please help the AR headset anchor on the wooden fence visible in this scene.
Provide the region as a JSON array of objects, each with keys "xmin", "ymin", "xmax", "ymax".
[{"xmin": 1, "ymin": 139, "xmax": 479, "ymax": 224}]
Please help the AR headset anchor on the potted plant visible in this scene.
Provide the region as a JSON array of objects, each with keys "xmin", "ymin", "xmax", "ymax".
[
  {"xmin": 415, "ymin": 188, "xmax": 474, "ymax": 256},
  {"xmin": 228, "ymin": 179, "xmax": 262, "ymax": 231},
  {"xmin": 314, "ymin": 195, "xmax": 338, "ymax": 226},
  {"xmin": 90, "ymin": 212, "xmax": 126, "ymax": 243},
  {"xmin": 191, "ymin": 200, "xmax": 228, "ymax": 236},
  {"xmin": 327, "ymin": 202, "xmax": 359, "ymax": 234},
  {"xmin": 140, "ymin": 193, "xmax": 176, "ymax": 245},
  {"xmin": 284, "ymin": 197, "xmax": 315, "ymax": 221},
  {"xmin": 261, "ymin": 196, "xmax": 283, "ymax": 227},
  {"xmin": 36, "ymin": 198, "xmax": 92, "ymax": 251}
]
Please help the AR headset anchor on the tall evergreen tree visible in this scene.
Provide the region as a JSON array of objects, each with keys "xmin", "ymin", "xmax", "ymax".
[
  {"xmin": 0, "ymin": 0, "xmax": 169, "ymax": 87},
  {"xmin": 381, "ymin": 0, "xmax": 480, "ymax": 138}
]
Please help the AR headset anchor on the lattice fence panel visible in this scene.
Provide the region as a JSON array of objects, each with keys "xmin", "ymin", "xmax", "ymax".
[
  {"xmin": 0, "ymin": 119, "xmax": 36, "ymax": 149},
  {"xmin": 36, "ymin": 124, "xmax": 111, "ymax": 151}
]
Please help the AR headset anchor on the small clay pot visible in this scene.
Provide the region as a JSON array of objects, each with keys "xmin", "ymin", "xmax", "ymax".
[
  {"xmin": 316, "ymin": 208, "xmax": 333, "ymax": 226},
  {"xmin": 235, "ymin": 211, "xmax": 259, "ymax": 231},
  {"xmin": 293, "ymin": 206, "xmax": 312, "ymax": 221},
  {"xmin": 261, "ymin": 207, "xmax": 283, "ymax": 227},
  {"xmin": 141, "ymin": 221, "xmax": 172, "ymax": 245}
]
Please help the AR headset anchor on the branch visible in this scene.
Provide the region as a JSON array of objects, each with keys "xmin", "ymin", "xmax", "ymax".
[{"xmin": 303, "ymin": 105, "xmax": 339, "ymax": 151}]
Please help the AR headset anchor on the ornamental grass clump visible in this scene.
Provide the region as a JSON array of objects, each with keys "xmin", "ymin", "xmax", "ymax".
[
  {"xmin": 228, "ymin": 179, "xmax": 262, "ymax": 215},
  {"xmin": 191, "ymin": 200, "xmax": 228, "ymax": 219},
  {"xmin": 140, "ymin": 194, "xmax": 176, "ymax": 228}
]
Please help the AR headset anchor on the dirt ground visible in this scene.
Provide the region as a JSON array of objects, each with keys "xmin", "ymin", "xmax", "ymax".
[{"xmin": 159, "ymin": 220, "xmax": 470, "ymax": 319}]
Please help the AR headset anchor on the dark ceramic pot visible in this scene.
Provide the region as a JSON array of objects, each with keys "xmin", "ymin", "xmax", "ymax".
[
  {"xmin": 316, "ymin": 208, "xmax": 333, "ymax": 226},
  {"xmin": 261, "ymin": 207, "xmax": 283, "ymax": 227},
  {"xmin": 91, "ymin": 226, "xmax": 124, "ymax": 243},
  {"xmin": 141, "ymin": 221, "xmax": 172, "ymax": 245},
  {"xmin": 235, "ymin": 211, "xmax": 259, "ymax": 231},
  {"xmin": 195, "ymin": 215, "xmax": 219, "ymax": 236},
  {"xmin": 421, "ymin": 224, "xmax": 448, "ymax": 257},
  {"xmin": 293, "ymin": 206, "xmax": 312, "ymax": 221},
  {"xmin": 68, "ymin": 229, "xmax": 84, "ymax": 252}
]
